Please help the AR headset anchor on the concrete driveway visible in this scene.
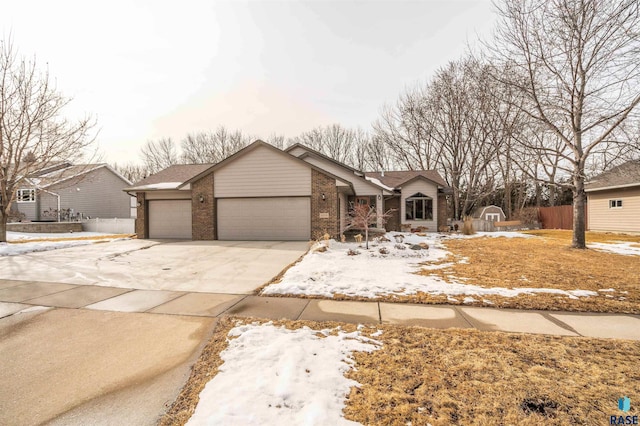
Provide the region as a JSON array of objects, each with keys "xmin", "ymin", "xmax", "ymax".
[
  {"xmin": 0, "ymin": 240, "xmax": 309, "ymax": 294},
  {"xmin": 0, "ymin": 307, "xmax": 215, "ymax": 425}
]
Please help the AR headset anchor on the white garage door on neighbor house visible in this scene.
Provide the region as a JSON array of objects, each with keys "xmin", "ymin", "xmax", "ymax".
[
  {"xmin": 217, "ymin": 197, "xmax": 310, "ymax": 240},
  {"xmin": 148, "ymin": 200, "xmax": 192, "ymax": 239}
]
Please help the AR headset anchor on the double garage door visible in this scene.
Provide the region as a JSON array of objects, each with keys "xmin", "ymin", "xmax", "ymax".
[
  {"xmin": 217, "ymin": 197, "xmax": 310, "ymax": 241},
  {"xmin": 148, "ymin": 197, "xmax": 310, "ymax": 240}
]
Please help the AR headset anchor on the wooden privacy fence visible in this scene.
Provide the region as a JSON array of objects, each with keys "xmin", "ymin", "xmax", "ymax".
[{"xmin": 538, "ymin": 205, "xmax": 587, "ymax": 230}]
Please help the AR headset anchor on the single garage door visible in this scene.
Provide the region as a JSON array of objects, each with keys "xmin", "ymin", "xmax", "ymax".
[
  {"xmin": 148, "ymin": 200, "xmax": 192, "ymax": 239},
  {"xmin": 217, "ymin": 197, "xmax": 310, "ymax": 240}
]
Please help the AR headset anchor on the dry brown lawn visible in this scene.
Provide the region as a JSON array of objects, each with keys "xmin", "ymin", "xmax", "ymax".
[
  {"xmin": 419, "ymin": 231, "xmax": 640, "ymax": 314},
  {"xmin": 159, "ymin": 318, "xmax": 640, "ymax": 426}
]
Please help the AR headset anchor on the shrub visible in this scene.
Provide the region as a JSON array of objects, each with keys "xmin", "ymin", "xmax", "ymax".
[
  {"xmin": 462, "ymin": 216, "xmax": 475, "ymax": 235},
  {"xmin": 378, "ymin": 247, "xmax": 390, "ymax": 255},
  {"xmin": 514, "ymin": 207, "xmax": 540, "ymax": 225},
  {"xmin": 347, "ymin": 249, "xmax": 360, "ymax": 256},
  {"xmin": 394, "ymin": 243, "xmax": 406, "ymax": 250}
]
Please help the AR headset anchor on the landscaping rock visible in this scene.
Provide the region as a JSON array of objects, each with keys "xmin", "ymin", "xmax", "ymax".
[{"xmin": 410, "ymin": 244, "xmax": 422, "ymax": 250}]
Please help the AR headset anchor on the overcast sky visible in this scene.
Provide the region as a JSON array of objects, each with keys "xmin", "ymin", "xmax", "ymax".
[{"xmin": 2, "ymin": 0, "xmax": 497, "ymax": 165}]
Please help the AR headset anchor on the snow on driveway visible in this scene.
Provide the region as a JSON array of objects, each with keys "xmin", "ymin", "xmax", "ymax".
[
  {"xmin": 186, "ymin": 322, "xmax": 381, "ymax": 426},
  {"xmin": 0, "ymin": 232, "xmax": 129, "ymax": 256},
  {"xmin": 261, "ymin": 232, "xmax": 598, "ymax": 300}
]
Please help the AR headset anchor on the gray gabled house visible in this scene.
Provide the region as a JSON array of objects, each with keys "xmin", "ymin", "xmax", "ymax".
[{"xmin": 12, "ymin": 163, "xmax": 132, "ymax": 221}]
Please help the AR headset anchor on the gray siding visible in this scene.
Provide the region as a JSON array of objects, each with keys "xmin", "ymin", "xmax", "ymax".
[
  {"xmin": 588, "ymin": 187, "xmax": 640, "ymax": 233},
  {"xmin": 39, "ymin": 167, "xmax": 131, "ymax": 219},
  {"xmin": 13, "ymin": 193, "xmax": 37, "ymax": 221},
  {"xmin": 214, "ymin": 145, "xmax": 311, "ymax": 197},
  {"xmin": 145, "ymin": 190, "xmax": 191, "ymax": 200}
]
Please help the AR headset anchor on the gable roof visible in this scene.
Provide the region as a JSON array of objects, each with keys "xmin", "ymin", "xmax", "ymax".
[
  {"xmin": 585, "ymin": 160, "xmax": 640, "ymax": 192},
  {"xmin": 472, "ymin": 205, "xmax": 506, "ymax": 219},
  {"xmin": 126, "ymin": 164, "xmax": 212, "ymax": 191},
  {"xmin": 364, "ymin": 170, "xmax": 448, "ymax": 189},
  {"xmin": 28, "ymin": 164, "xmax": 132, "ymax": 188},
  {"xmin": 179, "ymin": 140, "xmax": 355, "ymax": 190},
  {"xmin": 285, "ymin": 143, "xmax": 362, "ymax": 173},
  {"xmin": 285, "ymin": 143, "xmax": 395, "ymax": 194}
]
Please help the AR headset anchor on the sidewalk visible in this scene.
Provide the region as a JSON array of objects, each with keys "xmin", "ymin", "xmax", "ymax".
[{"xmin": 1, "ymin": 278, "xmax": 639, "ymax": 340}]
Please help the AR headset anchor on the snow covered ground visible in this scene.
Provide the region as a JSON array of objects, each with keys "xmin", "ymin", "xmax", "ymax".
[
  {"xmin": 261, "ymin": 232, "xmax": 598, "ymax": 300},
  {"xmin": 588, "ymin": 241, "xmax": 640, "ymax": 256},
  {"xmin": 186, "ymin": 322, "xmax": 381, "ymax": 426},
  {"xmin": 0, "ymin": 232, "xmax": 130, "ymax": 256}
]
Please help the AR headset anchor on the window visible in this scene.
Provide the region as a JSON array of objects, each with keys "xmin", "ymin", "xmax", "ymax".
[
  {"xmin": 486, "ymin": 213, "xmax": 500, "ymax": 222},
  {"xmin": 405, "ymin": 192, "xmax": 433, "ymax": 221},
  {"xmin": 609, "ymin": 199, "xmax": 623, "ymax": 209},
  {"xmin": 16, "ymin": 189, "xmax": 36, "ymax": 203}
]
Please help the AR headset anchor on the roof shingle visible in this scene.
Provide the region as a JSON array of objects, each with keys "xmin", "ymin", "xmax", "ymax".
[
  {"xmin": 364, "ymin": 170, "xmax": 448, "ymax": 189},
  {"xmin": 585, "ymin": 160, "xmax": 640, "ymax": 191}
]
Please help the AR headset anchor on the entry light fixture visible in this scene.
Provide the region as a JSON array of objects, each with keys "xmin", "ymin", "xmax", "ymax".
[
  {"xmin": 199, "ymin": 194, "xmax": 205, "ymax": 203},
  {"xmin": 321, "ymin": 193, "xmax": 326, "ymax": 201},
  {"xmin": 137, "ymin": 201, "xmax": 142, "ymax": 207}
]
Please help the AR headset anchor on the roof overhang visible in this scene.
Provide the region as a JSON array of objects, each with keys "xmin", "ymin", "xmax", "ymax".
[
  {"xmin": 585, "ymin": 182, "xmax": 640, "ymax": 192},
  {"xmin": 123, "ymin": 182, "xmax": 189, "ymax": 192}
]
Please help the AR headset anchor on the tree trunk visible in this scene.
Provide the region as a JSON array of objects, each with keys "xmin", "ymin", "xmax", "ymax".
[
  {"xmin": 572, "ymin": 178, "xmax": 587, "ymax": 249},
  {"xmin": 0, "ymin": 211, "xmax": 7, "ymax": 243},
  {"xmin": 365, "ymin": 227, "xmax": 369, "ymax": 250}
]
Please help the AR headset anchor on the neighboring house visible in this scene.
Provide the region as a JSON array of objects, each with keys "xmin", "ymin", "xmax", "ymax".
[
  {"xmin": 13, "ymin": 163, "xmax": 133, "ymax": 221},
  {"xmin": 125, "ymin": 140, "xmax": 450, "ymax": 240},
  {"xmin": 472, "ymin": 205, "xmax": 506, "ymax": 222},
  {"xmin": 585, "ymin": 160, "xmax": 640, "ymax": 233}
]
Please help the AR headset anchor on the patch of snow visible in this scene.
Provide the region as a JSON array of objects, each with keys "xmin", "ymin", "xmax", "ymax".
[
  {"xmin": 17, "ymin": 306, "xmax": 51, "ymax": 314},
  {"xmin": 364, "ymin": 176, "xmax": 394, "ymax": 192},
  {"xmin": 128, "ymin": 182, "xmax": 183, "ymax": 190},
  {"xmin": 463, "ymin": 297, "xmax": 477, "ymax": 304},
  {"xmin": 7, "ymin": 231, "xmax": 119, "ymax": 241},
  {"xmin": 598, "ymin": 288, "xmax": 616, "ymax": 292},
  {"xmin": 1, "ymin": 232, "xmax": 128, "ymax": 256},
  {"xmin": 588, "ymin": 242, "xmax": 640, "ymax": 256},
  {"xmin": 186, "ymin": 323, "xmax": 381, "ymax": 426},
  {"xmin": 262, "ymin": 232, "xmax": 597, "ymax": 301}
]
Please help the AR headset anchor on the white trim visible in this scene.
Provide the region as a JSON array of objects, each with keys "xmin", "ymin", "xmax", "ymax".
[
  {"xmin": 585, "ymin": 182, "xmax": 640, "ymax": 192},
  {"xmin": 477, "ymin": 205, "xmax": 506, "ymax": 219},
  {"xmin": 16, "ymin": 188, "xmax": 36, "ymax": 203}
]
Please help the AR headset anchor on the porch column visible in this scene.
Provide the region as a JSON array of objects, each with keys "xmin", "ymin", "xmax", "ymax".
[{"xmin": 376, "ymin": 193, "xmax": 383, "ymax": 228}]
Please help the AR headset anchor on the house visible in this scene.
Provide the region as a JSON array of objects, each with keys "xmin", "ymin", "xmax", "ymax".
[
  {"xmin": 585, "ymin": 160, "xmax": 640, "ymax": 233},
  {"xmin": 472, "ymin": 205, "xmax": 506, "ymax": 222},
  {"xmin": 13, "ymin": 163, "xmax": 133, "ymax": 222},
  {"xmin": 125, "ymin": 140, "xmax": 450, "ymax": 240}
]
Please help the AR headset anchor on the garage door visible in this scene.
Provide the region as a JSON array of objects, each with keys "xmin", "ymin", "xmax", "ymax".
[
  {"xmin": 148, "ymin": 200, "xmax": 192, "ymax": 239},
  {"xmin": 217, "ymin": 197, "xmax": 310, "ymax": 240}
]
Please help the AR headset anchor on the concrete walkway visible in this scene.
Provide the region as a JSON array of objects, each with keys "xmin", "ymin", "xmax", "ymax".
[{"xmin": 1, "ymin": 278, "xmax": 639, "ymax": 340}]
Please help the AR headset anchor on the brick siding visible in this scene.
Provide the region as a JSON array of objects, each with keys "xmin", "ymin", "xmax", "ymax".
[
  {"xmin": 192, "ymin": 173, "xmax": 215, "ymax": 240},
  {"xmin": 311, "ymin": 169, "xmax": 338, "ymax": 239},
  {"xmin": 135, "ymin": 192, "xmax": 146, "ymax": 238}
]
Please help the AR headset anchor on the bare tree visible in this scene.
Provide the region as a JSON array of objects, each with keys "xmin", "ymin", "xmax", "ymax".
[
  {"xmin": 345, "ymin": 204, "xmax": 394, "ymax": 249},
  {"xmin": 180, "ymin": 127, "xmax": 251, "ymax": 164},
  {"xmin": 112, "ymin": 162, "xmax": 148, "ymax": 184},
  {"xmin": 289, "ymin": 124, "xmax": 374, "ymax": 169},
  {"xmin": 0, "ymin": 38, "xmax": 95, "ymax": 242},
  {"xmin": 140, "ymin": 138, "xmax": 178, "ymax": 173},
  {"xmin": 490, "ymin": 0, "xmax": 640, "ymax": 248}
]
